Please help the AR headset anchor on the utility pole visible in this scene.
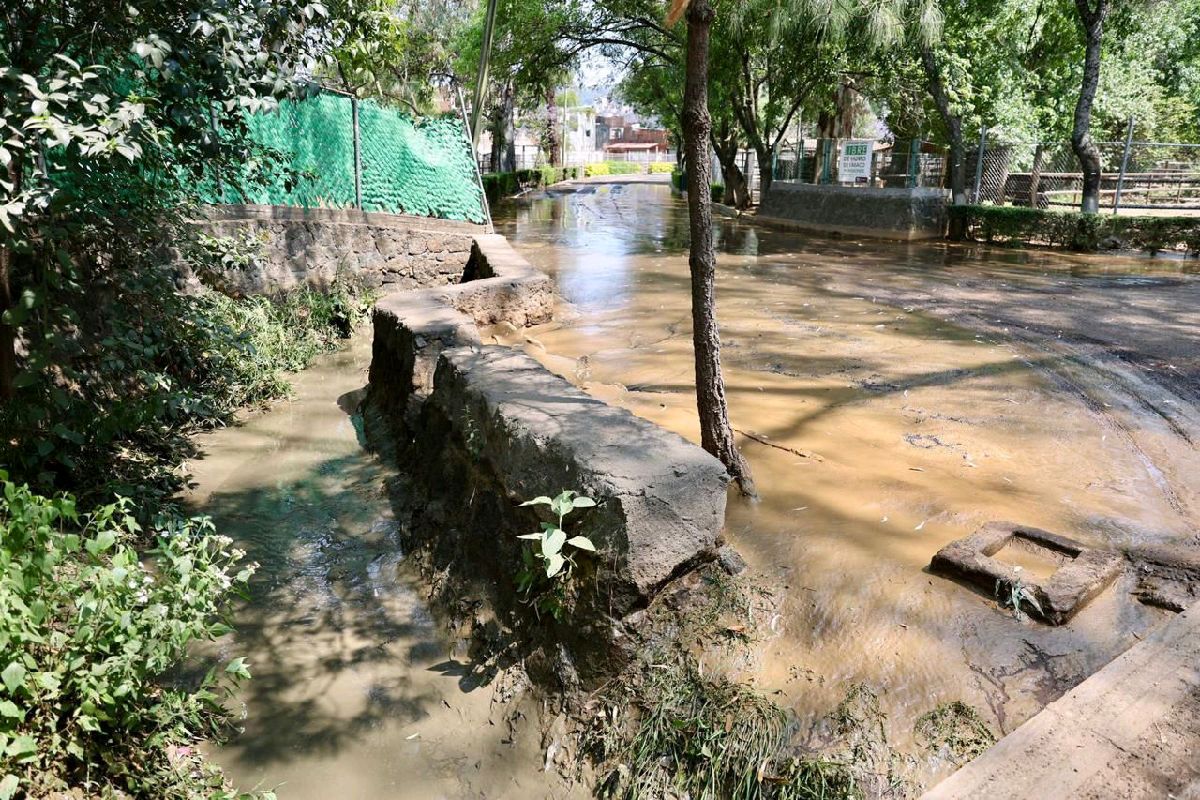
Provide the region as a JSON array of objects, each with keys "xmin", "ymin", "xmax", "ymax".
[{"xmin": 469, "ymin": 0, "xmax": 499, "ymax": 150}]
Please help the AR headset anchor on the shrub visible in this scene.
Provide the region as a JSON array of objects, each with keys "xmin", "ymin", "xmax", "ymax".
[
  {"xmin": 0, "ymin": 261, "xmax": 371, "ymax": 513},
  {"xmin": 606, "ymin": 160, "xmax": 642, "ymax": 175},
  {"xmin": 0, "ymin": 476, "xmax": 258, "ymax": 798},
  {"xmin": 947, "ymin": 205, "xmax": 1200, "ymax": 255},
  {"xmin": 649, "ymin": 162, "xmax": 675, "ymax": 174},
  {"xmin": 712, "ymin": 184, "xmax": 725, "ymax": 203},
  {"xmin": 671, "ymin": 169, "xmax": 685, "ymax": 192},
  {"xmin": 585, "ymin": 162, "xmax": 611, "ymax": 177}
]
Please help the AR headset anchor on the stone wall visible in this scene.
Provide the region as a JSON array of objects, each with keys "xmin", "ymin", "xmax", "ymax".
[
  {"xmin": 188, "ymin": 204, "xmax": 485, "ymax": 295},
  {"xmin": 757, "ymin": 183, "xmax": 949, "ymax": 241},
  {"xmin": 365, "ymin": 233, "xmax": 732, "ymax": 674}
]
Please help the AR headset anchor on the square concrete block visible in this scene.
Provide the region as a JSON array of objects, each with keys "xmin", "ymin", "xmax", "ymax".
[{"xmin": 930, "ymin": 522, "xmax": 1122, "ymax": 624}]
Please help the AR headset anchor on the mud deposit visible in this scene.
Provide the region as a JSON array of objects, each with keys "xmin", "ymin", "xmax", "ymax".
[
  {"xmin": 493, "ymin": 182, "xmax": 1200, "ymax": 782},
  {"xmin": 186, "ymin": 338, "xmax": 582, "ymax": 799}
]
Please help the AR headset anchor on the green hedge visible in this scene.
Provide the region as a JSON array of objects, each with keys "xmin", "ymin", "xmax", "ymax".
[
  {"xmin": 481, "ymin": 165, "xmax": 580, "ymax": 204},
  {"xmin": 669, "ymin": 169, "xmax": 724, "ymax": 202},
  {"xmin": 948, "ymin": 205, "xmax": 1200, "ymax": 255}
]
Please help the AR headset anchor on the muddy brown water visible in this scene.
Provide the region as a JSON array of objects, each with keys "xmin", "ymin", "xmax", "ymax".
[
  {"xmin": 188, "ymin": 179, "xmax": 1200, "ymax": 796},
  {"xmin": 491, "ymin": 181, "xmax": 1200, "ymax": 774},
  {"xmin": 187, "ymin": 339, "xmax": 583, "ymax": 799}
]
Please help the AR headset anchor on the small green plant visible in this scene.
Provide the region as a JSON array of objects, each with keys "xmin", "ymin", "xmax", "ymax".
[
  {"xmin": 518, "ymin": 490, "xmax": 596, "ymax": 579},
  {"xmin": 0, "ymin": 474, "xmax": 259, "ymax": 797},
  {"xmin": 514, "ymin": 491, "xmax": 597, "ymax": 619},
  {"xmin": 995, "ymin": 567, "xmax": 1043, "ymax": 621}
]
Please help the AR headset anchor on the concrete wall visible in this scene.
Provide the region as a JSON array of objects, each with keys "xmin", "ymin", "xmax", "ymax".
[
  {"xmin": 365, "ymin": 234, "xmax": 732, "ymax": 675},
  {"xmin": 188, "ymin": 204, "xmax": 485, "ymax": 295},
  {"xmin": 757, "ymin": 183, "xmax": 949, "ymax": 240}
]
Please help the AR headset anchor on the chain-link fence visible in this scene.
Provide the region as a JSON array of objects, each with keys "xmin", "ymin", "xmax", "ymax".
[
  {"xmin": 969, "ymin": 126, "xmax": 1200, "ymax": 214},
  {"xmin": 772, "ymin": 139, "xmax": 948, "ymax": 189},
  {"xmin": 204, "ymin": 90, "xmax": 488, "ymax": 224}
]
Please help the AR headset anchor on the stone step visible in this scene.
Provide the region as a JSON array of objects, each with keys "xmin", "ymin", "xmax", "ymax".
[{"xmin": 922, "ymin": 601, "xmax": 1200, "ymax": 799}]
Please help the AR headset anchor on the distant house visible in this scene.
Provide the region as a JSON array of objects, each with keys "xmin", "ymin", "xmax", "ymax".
[{"xmin": 597, "ymin": 115, "xmax": 670, "ymax": 156}]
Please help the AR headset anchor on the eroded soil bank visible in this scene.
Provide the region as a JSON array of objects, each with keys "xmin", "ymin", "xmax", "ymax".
[
  {"xmin": 492, "ymin": 181, "xmax": 1200, "ymax": 782},
  {"xmin": 186, "ymin": 337, "xmax": 583, "ymax": 799}
]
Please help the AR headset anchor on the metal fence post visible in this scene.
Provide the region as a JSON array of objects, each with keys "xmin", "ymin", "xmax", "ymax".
[
  {"xmin": 1114, "ymin": 116, "xmax": 1135, "ymax": 214},
  {"xmin": 821, "ymin": 139, "xmax": 834, "ymax": 184},
  {"xmin": 972, "ymin": 126, "xmax": 988, "ymax": 203},
  {"xmin": 351, "ymin": 96, "xmax": 363, "ymax": 210},
  {"xmin": 797, "ymin": 137, "xmax": 804, "ymax": 182},
  {"xmin": 907, "ymin": 138, "xmax": 921, "ymax": 188}
]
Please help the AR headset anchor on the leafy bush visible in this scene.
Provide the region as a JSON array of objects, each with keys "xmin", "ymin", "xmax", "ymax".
[
  {"xmin": 585, "ymin": 162, "xmax": 612, "ymax": 177},
  {"xmin": 482, "ymin": 166, "xmax": 581, "ymax": 203},
  {"xmin": 0, "ymin": 476, "xmax": 258, "ymax": 798},
  {"xmin": 947, "ymin": 205, "xmax": 1200, "ymax": 254},
  {"xmin": 671, "ymin": 169, "xmax": 685, "ymax": 192},
  {"xmin": 667, "ymin": 170, "xmax": 724, "ymax": 203},
  {"xmin": 0, "ymin": 250, "xmax": 372, "ymax": 513},
  {"xmin": 606, "ymin": 160, "xmax": 642, "ymax": 175},
  {"xmin": 649, "ymin": 162, "xmax": 675, "ymax": 174}
]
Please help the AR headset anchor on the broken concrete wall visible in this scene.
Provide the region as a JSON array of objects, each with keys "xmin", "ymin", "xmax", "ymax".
[
  {"xmin": 187, "ymin": 204, "xmax": 483, "ymax": 294},
  {"xmin": 365, "ymin": 231, "xmax": 731, "ymax": 675}
]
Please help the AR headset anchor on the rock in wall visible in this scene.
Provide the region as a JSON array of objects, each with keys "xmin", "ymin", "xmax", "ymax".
[{"xmin": 186, "ymin": 204, "xmax": 483, "ymax": 295}]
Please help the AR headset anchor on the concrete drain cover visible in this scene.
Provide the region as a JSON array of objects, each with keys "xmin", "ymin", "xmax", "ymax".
[{"xmin": 930, "ymin": 522, "xmax": 1122, "ymax": 624}]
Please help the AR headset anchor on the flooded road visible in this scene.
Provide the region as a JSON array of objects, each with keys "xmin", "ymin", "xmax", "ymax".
[
  {"xmin": 493, "ymin": 180, "xmax": 1200, "ymax": 765},
  {"xmin": 186, "ymin": 338, "xmax": 581, "ymax": 799}
]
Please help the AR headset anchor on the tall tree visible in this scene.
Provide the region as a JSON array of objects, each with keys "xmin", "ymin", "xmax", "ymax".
[
  {"xmin": 673, "ymin": 0, "xmax": 757, "ymax": 495},
  {"xmin": 1071, "ymin": 0, "xmax": 1112, "ymax": 213}
]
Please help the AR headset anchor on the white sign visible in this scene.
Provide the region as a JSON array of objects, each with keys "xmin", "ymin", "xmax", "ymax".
[{"xmin": 838, "ymin": 139, "xmax": 873, "ymax": 184}]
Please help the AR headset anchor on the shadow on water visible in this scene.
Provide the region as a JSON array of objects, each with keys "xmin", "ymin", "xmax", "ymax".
[
  {"xmin": 186, "ymin": 338, "xmax": 580, "ymax": 800},
  {"xmin": 492, "ymin": 181, "xmax": 1195, "ymax": 777}
]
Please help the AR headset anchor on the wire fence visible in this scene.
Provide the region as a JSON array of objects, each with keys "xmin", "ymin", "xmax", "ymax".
[
  {"xmin": 772, "ymin": 139, "xmax": 948, "ymax": 189},
  {"xmin": 204, "ymin": 90, "xmax": 488, "ymax": 224},
  {"xmin": 970, "ymin": 124, "xmax": 1200, "ymax": 214}
]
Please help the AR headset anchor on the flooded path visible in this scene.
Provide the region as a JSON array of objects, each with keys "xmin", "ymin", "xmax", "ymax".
[
  {"xmin": 493, "ymin": 181, "xmax": 1200, "ymax": 767},
  {"xmin": 186, "ymin": 338, "xmax": 581, "ymax": 799}
]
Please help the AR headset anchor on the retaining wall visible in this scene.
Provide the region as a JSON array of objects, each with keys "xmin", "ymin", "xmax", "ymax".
[
  {"xmin": 757, "ymin": 183, "xmax": 949, "ymax": 240},
  {"xmin": 365, "ymin": 233, "xmax": 731, "ymax": 673},
  {"xmin": 187, "ymin": 204, "xmax": 484, "ymax": 295}
]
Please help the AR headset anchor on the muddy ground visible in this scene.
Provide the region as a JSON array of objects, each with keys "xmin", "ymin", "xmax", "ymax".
[{"xmin": 494, "ymin": 180, "xmax": 1200, "ymax": 788}]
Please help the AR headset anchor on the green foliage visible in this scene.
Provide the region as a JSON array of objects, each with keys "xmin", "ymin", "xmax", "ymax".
[
  {"xmin": 0, "ymin": 475, "xmax": 261, "ymax": 798},
  {"xmin": 948, "ymin": 204, "xmax": 1200, "ymax": 254},
  {"xmin": 668, "ymin": 170, "xmax": 725, "ymax": 203},
  {"xmin": 588, "ymin": 570, "xmax": 861, "ymax": 800},
  {"xmin": 585, "ymin": 162, "xmax": 612, "ymax": 177},
  {"xmin": 596, "ymin": 661, "xmax": 790, "ymax": 800},
  {"xmin": 481, "ymin": 165, "xmax": 580, "ymax": 203},
  {"xmin": 995, "ymin": 570, "xmax": 1043, "ymax": 622},
  {"xmin": 0, "ymin": 259, "xmax": 372, "ymax": 513},
  {"xmin": 648, "ymin": 162, "xmax": 675, "ymax": 174},
  {"xmin": 914, "ymin": 701, "xmax": 996, "ymax": 765},
  {"xmin": 515, "ymin": 490, "xmax": 596, "ymax": 620}
]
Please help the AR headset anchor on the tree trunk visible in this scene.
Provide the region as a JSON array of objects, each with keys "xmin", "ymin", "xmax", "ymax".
[
  {"xmin": 544, "ymin": 84, "xmax": 560, "ymax": 167},
  {"xmin": 488, "ymin": 92, "xmax": 505, "ymax": 174},
  {"xmin": 0, "ymin": 158, "xmax": 19, "ymax": 403},
  {"xmin": 502, "ymin": 84, "xmax": 517, "ymax": 173},
  {"xmin": 712, "ymin": 125, "xmax": 749, "ymax": 209},
  {"xmin": 754, "ymin": 144, "xmax": 773, "ymax": 197},
  {"xmin": 682, "ymin": 0, "xmax": 755, "ymax": 497},
  {"xmin": 1072, "ymin": 0, "xmax": 1109, "ymax": 214},
  {"xmin": 920, "ymin": 44, "xmax": 966, "ymax": 205},
  {"xmin": 1030, "ymin": 143, "xmax": 1046, "ymax": 208}
]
